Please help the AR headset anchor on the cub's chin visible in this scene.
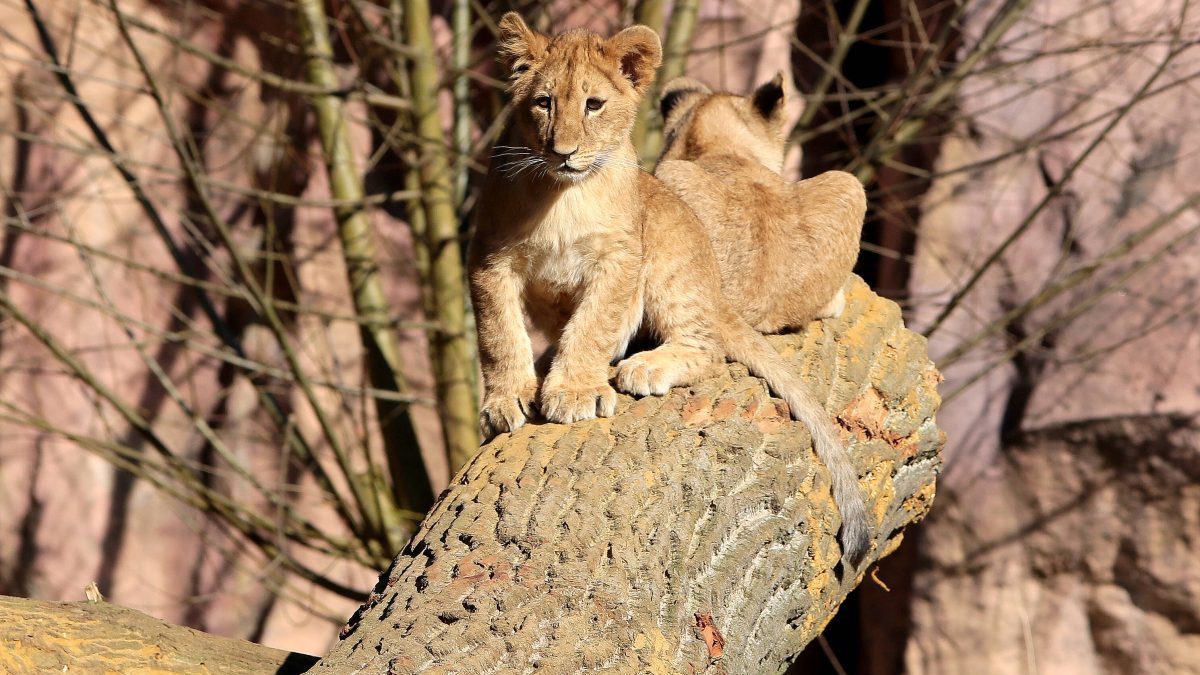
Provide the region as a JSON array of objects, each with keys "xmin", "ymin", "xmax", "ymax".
[{"xmin": 552, "ymin": 164, "xmax": 594, "ymax": 183}]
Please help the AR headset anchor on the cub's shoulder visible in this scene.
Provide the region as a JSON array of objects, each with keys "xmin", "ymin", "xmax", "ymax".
[
  {"xmin": 638, "ymin": 170, "xmax": 688, "ymax": 205},
  {"xmin": 636, "ymin": 170, "xmax": 703, "ymax": 222},
  {"xmin": 654, "ymin": 158, "xmax": 708, "ymax": 185}
]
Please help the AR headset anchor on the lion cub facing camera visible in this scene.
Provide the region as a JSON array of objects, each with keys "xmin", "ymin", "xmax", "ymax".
[
  {"xmin": 468, "ymin": 14, "xmax": 870, "ymax": 565},
  {"xmin": 656, "ymin": 75, "xmax": 866, "ymax": 332}
]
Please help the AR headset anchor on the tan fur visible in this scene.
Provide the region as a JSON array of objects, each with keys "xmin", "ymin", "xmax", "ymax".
[
  {"xmin": 469, "ymin": 15, "xmax": 870, "ymax": 565},
  {"xmin": 656, "ymin": 74, "xmax": 867, "ymax": 333}
]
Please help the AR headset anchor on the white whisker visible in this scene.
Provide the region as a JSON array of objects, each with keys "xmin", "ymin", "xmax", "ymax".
[
  {"xmin": 594, "ymin": 152, "xmax": 643, "ymax": 173},
  {"xmin": 493, "ymin": 157, "xmax": 525, "ymax": 171},
  {"xmin": 496, "ymin": 157, "xmax": 537, "ymax": 176},
  {"xmin": 510, "ymin": 157, "xmax": 546, "ymax": 180},
  {"xmin": 490, "ymin": 144, "xmax": 643, "ymax": 183},
  {"xmin": 488, "ymin": 143, "xmax": 557, "ymax": 181}
]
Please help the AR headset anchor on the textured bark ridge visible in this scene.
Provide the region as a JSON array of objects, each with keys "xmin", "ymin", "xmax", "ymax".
[
  {"xmin": 316, "ymin": 277, "xmax": 944, "ymax": 674},
  {"xmin": 0, "ymin": 595, "xmax": 317, "ymax": 674}
]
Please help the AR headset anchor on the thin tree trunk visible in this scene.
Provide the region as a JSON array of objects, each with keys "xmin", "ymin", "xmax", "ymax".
[
  {"xmin": 294, "ymin": 0, "xmax": 434, "ymax": 537},
  {"xmin": 631, "ymin": 0, "xmax": 669, "ymax": 162},
  {"xmin": 634, "ymin": 0, "xmax": 700, "ymax": 165},
  {"xmin": 402, "ymin": 0, "xmax": 482, "ymax": 474}
]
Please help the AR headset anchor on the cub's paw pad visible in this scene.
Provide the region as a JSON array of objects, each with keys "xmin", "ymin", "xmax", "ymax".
[
  {"xmin": 480, "ymin": 382, "xmax": 538, "ymax": 440},
  {"xmin": 540, "ymin": 383, "xmax": 617, "ymax": 424},
  {"xmin": 614, "ymin": 353, "xmax": 677, "ymax": 396}
]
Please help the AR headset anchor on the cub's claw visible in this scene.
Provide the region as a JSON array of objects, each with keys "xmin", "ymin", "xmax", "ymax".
[
  {"xmin": 540, "ymin": 382, "xmax": 618, "ymax": 424},
  {"xmin": 479, "ymin": 381, "xmax": 539, "ymax": 440}
]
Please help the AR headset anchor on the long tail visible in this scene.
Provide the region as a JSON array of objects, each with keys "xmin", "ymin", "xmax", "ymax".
[{"xmin": 720, "ymin": 310, "xmax": 870, "ymax": 567}]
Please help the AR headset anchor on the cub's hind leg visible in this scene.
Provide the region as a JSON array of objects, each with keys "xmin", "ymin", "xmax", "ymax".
[
  {"xmin": 615, "ymin": 338, "xmax": 721, "ymax": 396},
  {"xmin": 614, "ymin": 288, "xmax": 724, "ymax": 396},
  {"xmin": 615, "ymin": 197, "xmax": 726, "ymax": 397}
]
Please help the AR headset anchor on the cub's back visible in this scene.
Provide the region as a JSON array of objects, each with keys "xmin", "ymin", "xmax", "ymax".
[{"xmin": 653, "ymin": 76, "xmax": 866, "ymax": 330}]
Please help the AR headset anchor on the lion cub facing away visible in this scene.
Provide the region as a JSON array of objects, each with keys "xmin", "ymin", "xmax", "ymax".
[
  {"xmin": 656, "ymin": 74, "xmax": 866, "ymax": 332},
  {"xmin": 469, "ymin": 14, "xmax": 870, "ymax": 565}
]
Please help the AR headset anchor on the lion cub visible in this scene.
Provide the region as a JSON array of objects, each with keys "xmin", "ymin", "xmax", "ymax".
[
  {"xmin": 656, "ymin": 75, "xmax": 866, "ymax": 332},
  {"xmin": 469, "ymin": 14, "xmax": 870, "ymax": 565}
]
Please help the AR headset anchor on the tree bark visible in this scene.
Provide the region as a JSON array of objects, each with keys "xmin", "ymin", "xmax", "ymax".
[
  {"xmin": 0, "ymin": 595, "xmax": 317, "ymax": 674},
  {"xmin": 315, "ymin": 277, "xmax": 944, "ymax": 674}
]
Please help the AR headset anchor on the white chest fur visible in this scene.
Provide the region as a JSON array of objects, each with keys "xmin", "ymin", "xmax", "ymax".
[{"xmin": 522, "ymin": 182, "xmax": 617, "ymax": 293}]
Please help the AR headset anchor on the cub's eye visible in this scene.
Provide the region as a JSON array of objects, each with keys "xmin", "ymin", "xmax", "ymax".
[
  {"xmin": 586, "ymin": 98, "xmax": 605, "ymax": 112},
  {"xmin": 534, "ymin": 96, "xmax": 551, "ymax": 110}
]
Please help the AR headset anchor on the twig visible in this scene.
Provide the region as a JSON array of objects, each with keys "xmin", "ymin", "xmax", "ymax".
[
  {"xmin": 938, "ymin": 192, "xmax": 1200, "ymax": 369},
  {"xmin": 105, "ymin": 0, "xmax": 377, "ymax": 539},
  {"xmin": 943, "ymin": 214, "xmax": 1200, "ymax": 403},
  {"xmin": 796, "ymin": 0, "xmax": 871, "ymax": 128},
  {"xmin": 22, "ymin": 0, "xmax": 358, "ymax": 537}
]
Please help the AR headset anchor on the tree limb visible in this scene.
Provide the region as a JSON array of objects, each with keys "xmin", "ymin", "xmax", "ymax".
[
  {"xmin": 402, "ymin": 0, "xmax": 482, "ymax": 473},
  {"xmin": 294, "ymin": 0, "xmax": 434, "ymax": 540},
  {"xmin": 315, "ymin": 277, "xmax": 943, "ymax": 674}
]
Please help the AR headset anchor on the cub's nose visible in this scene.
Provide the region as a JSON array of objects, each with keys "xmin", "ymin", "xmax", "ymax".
[{"xmin": 550, "ymin": 145, "xmax": 578, "ymax": 162}]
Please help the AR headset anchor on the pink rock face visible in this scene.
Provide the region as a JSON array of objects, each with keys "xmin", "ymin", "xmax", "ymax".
[{"xmin": 900, "ymin": 0, "xmax": 1200, "ymax": 672}]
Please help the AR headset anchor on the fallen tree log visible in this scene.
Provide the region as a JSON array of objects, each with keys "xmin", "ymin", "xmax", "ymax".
[
  {"xmin": 0, "ymin": 594, "xmax": 317, "ymax": 674},
  {"xmin": 315, "ymin": 277, "xmax": 943, "ymax": 674},
  {"xmin": 0, "ymin": 278, "xmax": 941, "ymax": 674}
]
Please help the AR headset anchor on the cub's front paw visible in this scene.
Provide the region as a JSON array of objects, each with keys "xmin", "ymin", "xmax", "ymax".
[
  {"xmin": 479, "ymin": 380, "xmax": 539, "ymax": 440},
  {"xmin": 540, "ymin": 381, "xmax": 617, "ymax": 424}
]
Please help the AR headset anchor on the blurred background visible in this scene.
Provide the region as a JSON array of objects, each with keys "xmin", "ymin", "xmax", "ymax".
[{"xmin": 0, "ymin": 0, "xmax": 1197, "ymax": 672}]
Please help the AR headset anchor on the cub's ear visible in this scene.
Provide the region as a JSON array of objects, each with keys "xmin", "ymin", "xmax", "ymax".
[
  {"xmin": 659, "ymin": 76, "xmax": 710, "ymax": 120},
  {"xmin": 606, "ymin": 25, "xmax": 663, "ymax": 93},
  {"xmin": 497, "ymin": 12, "xmax": 547, "ymax": 79},
  {"xmin": 751, "ymin": 71, "xmax": 787, "ymax": 121}
]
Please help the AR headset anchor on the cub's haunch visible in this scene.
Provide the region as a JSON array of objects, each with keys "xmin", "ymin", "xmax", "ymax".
[
  {"xmin": 468, "ymin": 14, "xmax": 871, "ymax": 566},
  {"xmin": 657, "ymin": 74, "xmax": 866, "ymax": 331}
]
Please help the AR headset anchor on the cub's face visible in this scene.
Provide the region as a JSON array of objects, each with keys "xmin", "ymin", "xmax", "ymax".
[
  {"xmin": 658, "ymin": 74, "xmax": 789, "ymax": 173},
  {"xmin": 496, "ymin": 14, "xmax": 662, "ymax": 182}
]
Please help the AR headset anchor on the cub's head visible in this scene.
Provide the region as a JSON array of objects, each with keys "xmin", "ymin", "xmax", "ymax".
[
  {"xmin": 495, "ymin": 13, "xmax": 662, "ymax": 182},
  {"xmin": 658, "ymin": 73, "xmax": 789, "ymax": 173}
]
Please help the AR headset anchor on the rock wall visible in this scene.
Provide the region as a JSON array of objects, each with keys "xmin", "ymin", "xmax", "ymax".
[{"xmin": 892, "ymin": 1, "xmax": 1200, "ymax": 672}]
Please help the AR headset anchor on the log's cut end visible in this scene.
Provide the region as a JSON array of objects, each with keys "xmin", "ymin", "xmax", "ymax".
[
  {"xmin": 318, "ymin": 276, "xmax": 944, "ymax": 675},
  {"xmin": 0, "ymin": 594, "xmax": 318, "ymax": 674}
]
